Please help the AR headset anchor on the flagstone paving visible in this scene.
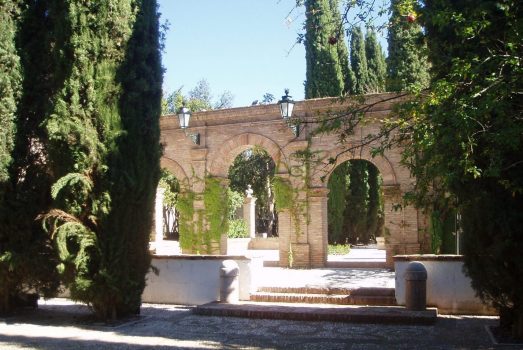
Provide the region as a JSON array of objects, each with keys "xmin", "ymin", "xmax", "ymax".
[{"xmin": 0, "ymin": 298, "xmax": 510, "ymax": 350}]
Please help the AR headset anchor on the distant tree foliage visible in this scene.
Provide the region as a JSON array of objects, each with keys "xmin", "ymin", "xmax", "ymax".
[
  {"xmin": 349, "ymin": 27, "xmax": 369, "ymax": 95},
  {"xmin": 329, "ymin": 0, "xmax": 355, "ymax": 95},
  {"xmin": 162, "ymin": 79, "xmax": 234, "ymax": 114},
  {"xmin": 327, "ymin": 163, "xmax": 348, "ymax": 244},
  {"xmin": 228, "ymin": 148, "xmax": 277, "ymax": 236},
  {"xmin": 386, "ymin": 0, "xmax": 430, "ymax": 92},
  {"xmin": 261, "ymin": 93, "xmax": 275, "ymax": 105},
  {"xmin": 327, "ymin": 160, "xmax": 383, "ymax": 245},
  {"xmin": 365, "ymin": 163, "xmax": 383, "ymax": 238},
  {"xmin": 344, "ymin": 161, "xmax": 369, "ymax": 243},
  {"xmin": 304, "ymin": 0, "xmax": 345, "ymax": 98},
  {"xmin": 365, "ymin": 29, "xmax": 387, "ymax": 93}
]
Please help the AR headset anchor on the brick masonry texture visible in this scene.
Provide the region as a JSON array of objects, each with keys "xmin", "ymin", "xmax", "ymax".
[{"xmin": 160, "ymin": 93, "xmax": 427, "ymax": 268}]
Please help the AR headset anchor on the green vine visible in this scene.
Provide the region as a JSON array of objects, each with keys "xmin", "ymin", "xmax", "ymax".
[
  {"xmin": 202, "ymin": 176, "xmax": 229, "ymax": 252},
  {"xmin": 272, "ymin": 176, "xmax": 304, "ymax": 236},
  {"xmin": 176, "ymin": 175, "xmax": 229, "ymax": 254},
  {"xmin": 177, "ymin": 189, "xmax": 196, "ymax": 251}
]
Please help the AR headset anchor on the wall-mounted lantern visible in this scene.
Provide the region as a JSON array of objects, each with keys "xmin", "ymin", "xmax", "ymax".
[
  {"xmin": 177, "ymin": 104, "xmax": 200, "ymax": 144},
  {"xmin": 278, "ymin": 89, "xmax": 299, "ymax": 137}
]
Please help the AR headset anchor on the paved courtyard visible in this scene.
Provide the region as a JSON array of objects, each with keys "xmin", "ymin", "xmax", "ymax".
[
  {"xmin": 0, "ymin": 298, "xmax": 509, "ymax": 350},
  {"xmin": 256, "ymin": 266, "xmax": 395, "ymax": 289}
]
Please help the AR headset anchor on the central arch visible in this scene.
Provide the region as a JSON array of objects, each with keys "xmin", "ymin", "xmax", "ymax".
[
  {"xmin": 323, "ymin": 148, "xmax": 397, "ymax": 186},
  {"xmin": 208, "ymin": 133, "xmax": 286, "ymax": 178}
]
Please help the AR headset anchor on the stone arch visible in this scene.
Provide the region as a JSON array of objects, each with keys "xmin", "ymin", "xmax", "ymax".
[
  {"xmin": 208, "ymin": 133, "xmax": 285, "ymax": 178},
  {"xmin": 324, "ymin": 148, "xmax": 398, "ymax": 186},
  {"xmin": 160, "ymin": 157, "xmax": 190, "ymax": 189}
]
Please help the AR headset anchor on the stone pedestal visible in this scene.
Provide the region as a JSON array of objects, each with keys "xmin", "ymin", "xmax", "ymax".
[
  {"xmin": 155, "ymin": 187, "xmax": 166, "ymax": 244},
  {"xmin": 243, "ymin": 185, "xmax": 257, "ymax": 238}
]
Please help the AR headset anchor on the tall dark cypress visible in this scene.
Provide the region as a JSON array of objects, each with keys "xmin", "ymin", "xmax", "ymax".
[
  {"xmin": 41, "ymin": 0, "xmax": 162, "ymax": 320},
  {"xmin": 327, "ymin": 163, "xmax": 348, "ymax": 244},
  {"xmin": 0, "ymin": 1, "xmax": 62, "ymax": 313},
  {"xmin": 329, "ymin": 0, "xmax": 355, "ymax": 95},
  {"xmin": 304, "ymin": 0, "xmax": 344, "ymax": 98},
  {"xmin": 365, "ymin": 163, "xmax": 383, "ymax": 238},
  {"xmin": 386, "ymin": 0, "xmax": 430, "ymax": 92},
  {"xmin": 344, "ymin": 160, "xmax": 370, "ymax": 244},
  {"xmin": 0, "ymin": 0, "xmax": 23, "ymax": 313},
  {"xmin": 106, "ymin": 0, "xmax": 162, "ymax": 317},
  {"xmin": 365, "ymin": 29, "xmax": 387, "ymax": 93},
  {"xmin": 349, "ymin": 27, "xmax": 369, "ymax": 95},
  {"xmin": 0, "ymin": 2, "xmax": 20, "ymax": 184}
]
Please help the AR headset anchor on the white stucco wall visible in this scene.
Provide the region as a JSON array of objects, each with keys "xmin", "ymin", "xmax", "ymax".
[
  {"xmin": 394, "ymin": 255, "xmax": 496, "ymax": 315},
  {"xmin": 142, "ymin": 255, "xmax": 262, "ymax": 305}
]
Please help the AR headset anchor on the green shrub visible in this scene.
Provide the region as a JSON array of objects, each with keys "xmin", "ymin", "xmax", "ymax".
[
  {"xmin": 328, "ymin": 244, "xmax": 351, "ymax": 255},
  {"xmin": 227, "ymin": 219, "xmax": 248, "ymax": 238}
]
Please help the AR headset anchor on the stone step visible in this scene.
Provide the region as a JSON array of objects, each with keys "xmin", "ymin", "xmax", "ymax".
[
  {"xmin": 194, "ymin": 301, "xmax": 437, "ymax": 325},
  {"xmin": 250, "ymin": 292, "xmax": 349, "ymax": 305},
  {"xmin": 257, "ymin": 286, "xmax": 395, "ymax": 297},
  {"xmin": 250, "ymin": 291, "xmax": 396, "ymax": 306},
  {"xmin": 325, "ymin": 261, "xmax": 388, "ymax": 269}
]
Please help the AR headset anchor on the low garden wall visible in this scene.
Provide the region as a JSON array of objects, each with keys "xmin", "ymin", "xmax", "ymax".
[
  {"xmin": 248, "ymin": 237, "xmax": 279, "ymax": 250},
  {"xmin": 142, "ymin": 255, "xmax": 263, "ymax": 305},
  {"xmin": 226, "ymin": 238, "xmax": 251, "ymax": 255},
  {"xmin": 394, "ymin": 255, "xmax": 496, "ymax": 315}
]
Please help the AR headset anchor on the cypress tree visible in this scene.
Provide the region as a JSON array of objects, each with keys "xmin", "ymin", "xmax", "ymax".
[
  {"xmin": 327, "ymin": 163, "xmax": 348, "ymax": 244},
  {"xmin": 304, "ymin": 0, "xmax": 344, "ymax": 98},
  {"xmin": 349, "ymin": 27, "xmax": 369, "ymax": 95},
  {"xmin": 0, "ymin": 0, "xmax": 22, "ymax": 313},
  {"xmin": 329, "ymin": 0, "xmax": 355, "ymax": 95},
  {"xmin": 386, "ymin": 0, "xmax": 430, "ymax": 92},
  {"xmin": 366, "ymin": 163, "xmax": 383, "ymax": 239},
  {"xmin": 0, "ymin": 2, "xmax": 20, "ymax": 184},
  {"xmin": 41, "ymin": 0, "xmax": 162, "ymax": 320},
  {"xmin": 106, "ymin": 0, "xmax": 162, "ymax": 317},
  {"xmin": 344, "ymin": 160, "xmax": 370, "ymax": 244},
  {"xmin": 0, "ymin": 1, "xmax": 62, "ymax": 313},
  {"xmin": 365, "ymin": 29, "xmax": 387, "ymax": 93}
]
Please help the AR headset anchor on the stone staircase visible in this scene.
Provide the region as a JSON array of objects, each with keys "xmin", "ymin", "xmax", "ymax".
[
  {"xmin": 250, "ymin": 286, "xmax": 397, "ymax": 306},
  {"xmin": 195, "ymin": 272, "xmax": 437, "ymax": 325}
]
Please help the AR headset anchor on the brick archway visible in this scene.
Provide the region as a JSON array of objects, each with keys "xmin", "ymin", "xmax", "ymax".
[
  {"xmin": 324, "ymin": 148, "xmax": 397, "ymax": 186},
  {"xmin": 160, "ymin": 94, "xmax": 427, "ymax": 267},
  {"xmin": 160, "ymin": 157, "xmax": 189, "ymax": 189},
  {"xmin": 208, "ymin": 133, "xmax": 285, "ymax": 178}
]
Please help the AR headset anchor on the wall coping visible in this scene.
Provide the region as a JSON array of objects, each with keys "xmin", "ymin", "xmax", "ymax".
[
  {"xmin": 152, "ymin": 254, "xmax": 250, "ymax": 261},
  {"xmin": 394, "ymin": 254, "xmax": 464, "ymax": 262}
]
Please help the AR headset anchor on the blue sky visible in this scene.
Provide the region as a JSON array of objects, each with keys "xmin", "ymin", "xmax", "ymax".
[
  {"xmin": 158, "ymin": 1, "xmax": 388, "ymax": 108},
  {"xmin": 158, "ymin": 0, "xmax": 306, "ymax": 107}
]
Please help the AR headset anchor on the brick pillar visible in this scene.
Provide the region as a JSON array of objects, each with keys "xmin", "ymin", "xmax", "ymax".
[
  {"xmin": 213, "ymin": 177, "xmax": 230, "ymax": 255},
  {"xmin": 276, "ymin": 173, "xmax": 311, "ymax": 268},
  {"xmin": 308, "ymin": 187, "xmax": 329, "ymax": 268},
  {"xmin": 278, "ymin": 210, "xmax": 291, "ymax": 267},
  {"xmin": 382, "ymin": 185, "xmax": 421, "ymax": 269}
]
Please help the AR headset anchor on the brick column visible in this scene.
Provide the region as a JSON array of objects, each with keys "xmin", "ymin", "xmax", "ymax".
[
  {"xmin": 212, "ymin": 177, "xmax": 230, "ymax": 255},
  {"xmin": 307, "ymin": 187, "xmax": 329, "ymax": 268},
  {"xmin": 276, "ymin": 173, "xmax": 311, "ymax": 268},
  {"xmin": 382, "ymin": 185, "xmax": 420, "ymax": 269}
]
